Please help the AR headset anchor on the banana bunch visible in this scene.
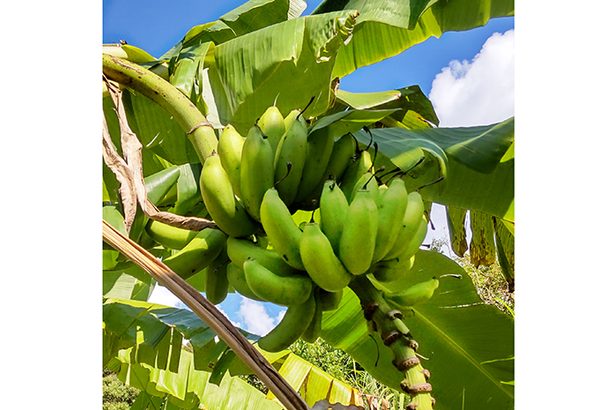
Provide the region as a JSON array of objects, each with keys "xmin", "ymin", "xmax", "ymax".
[{"xmin": 141, "ymin": 105, "xmax": 436, "ymax": 352}]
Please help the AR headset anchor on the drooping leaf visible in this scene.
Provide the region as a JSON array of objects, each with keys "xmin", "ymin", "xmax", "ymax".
[
  {"xmin": 321, "ymin": 250, "xmax": 514, "ymax": 410},
  {"xmin": 208, "ymin": 11, "xmax": 358, "ymax": 133},
  {"xmin": 469, "ymin": 210, "xmax": 496, "ymax": 267},
  {"xmin": 336, "ymin": 85, "xmax": 439, "ymax": 127},
  {"xmin": 494, "ymin": 218, "xmax": 514, "ymax": 289},
  {"xmin": 354, "ymin": 127, "xmax": 448, "ymax": 180},
  {"xmin": 352, "ymin": 120, "xmax": 514, "ymax": 218},
  {"xmin": 362, "ymin": 119, "xmax": 513, "ymax": 174},
  {"xmin": 422, "ymin": 157, "xmax": 514, "ymax": 219},
  {"xmin": 312, "ymin": 0, "xmax": 514, "ymax": 78},
  {"xmin": 446, "ymin": 206, "xmax": 469, "ymax": 257}
]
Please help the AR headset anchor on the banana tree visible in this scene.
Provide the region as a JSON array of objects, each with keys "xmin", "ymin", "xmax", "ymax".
[{"xmin": 103, "ymin": 0, "xmax": 514, "ymax": 409}]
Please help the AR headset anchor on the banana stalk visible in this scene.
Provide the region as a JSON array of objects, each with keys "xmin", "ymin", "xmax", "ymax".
[{"xmin": 350, "ymin": 276, "xmax": 434, "ymax": 410}]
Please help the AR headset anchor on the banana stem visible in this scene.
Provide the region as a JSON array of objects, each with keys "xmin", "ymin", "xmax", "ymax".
[
  {"xmin": 349, "ymin": 276, "xmax": 434, "ymax": 410},
  {"xmin": 102, "ymin": 54, "xmax": 217, "ymax": 163}
]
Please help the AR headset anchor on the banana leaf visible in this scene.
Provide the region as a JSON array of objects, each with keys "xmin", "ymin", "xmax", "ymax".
[
  {"xmin": 161, "ymin": 0, "xmax": 308, "ymax": 60},
  {"xmin": 207, "ymin": 11, "xmax": 357, "ymax": 134},
  {"xmin": 335, "ymin": 85, "xmax": 439, "ymax": 129},
  {"xmin": 320, "ymin": 250, "xmax": 514, "ymax": 410},
  {"xmin": 312, "ymin": 0, "xmax": 514, "ymax": 78}
]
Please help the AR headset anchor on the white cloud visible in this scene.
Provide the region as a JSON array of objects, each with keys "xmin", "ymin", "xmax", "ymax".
[
  {"xmin": 238, "ymin": 297, "xmax": 280, "ymax": 336},
  {"xmin": 218, "ymin": 306, "xmax": 242, "ymax": 328},
  {"xmin": 429, "ymin": 29, "xmax": 514, "ymax": 127},
  {"xmin": 148, "ymin": 284, "xmax": 182, "ymax": 307}
]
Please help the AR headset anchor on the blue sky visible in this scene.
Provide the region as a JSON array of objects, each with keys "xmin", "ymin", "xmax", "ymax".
[
  {"xmin": 103, "ymin": 0, "xmax": 513, "ymax": 95},
  {"xmin": 103, "ymin": 0, "xmax": 514, "ymax": 334}
]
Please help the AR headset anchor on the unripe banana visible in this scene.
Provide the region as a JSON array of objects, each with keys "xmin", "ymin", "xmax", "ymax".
[
  {"xmin": 372, "ymin": 178, "xmax": 408, "ymax": 263},
  {"xmin": 273, "ymin": 114, "xmax": 308, "ymax": 205},
  {"xmin": 323, "ymin": 133, "xmax": 356, "ymax": 182},
  {"xmin": 200, "ymin": 152, "xmax": 257, "ymax": 237},
  {"xmin": 302, "ymin": 296, "xmax": 322, "ymax": 343},
  {"xmin": 239, "ymin": 126, "xmax": 275, "ymax": 221},
  {"xmin": 319, "ymin": 180, "xmax": 348, "ymax": 253},
  {"xmin": 384, "ymin": 192, "xmax": 425, "ymax": 260},
  {"xmin": 372, "ymin": 256, "xmax": 415, "ymax": 284},
  {"xmin": 217, "ymin": 124, "xmax": 245, "ymax": 195},
  {"xmin": 283, "ymin": 109, "xmax": 302, "ymax": 131},
  {"xmin": 398, "ymin": 214, "xmax": 428, "ymax": 260},
  {"xmin": 317, "ymin": 288, "xmax": 343, "ymax": 311},
  {"xmin": 340, "ymin": 150, "xmax": 372, "ymax": 200},
  {"xmin": 297, "ymin": 133, "xmax": 357, "ymax": 208},
  {"xmin": 145, "ymin": 219, "xmax": 198, "ymax": 250},
  {"xmin": 294, "ymin": 127, "xmax": 335, "ymax": 203},
  {"xmin": 163, "ymin": 228, "xmax": 227, "ymax": 279},
  {"xmin": 260, "ymin": 188, "xmax": 305, "ymax": 270},
  {"xmin": 349, "ymin": 172, "xmax": 379, "ymax": 203},
  {"xmin": 338, "ymin": 190, "xmax": 379, "ymax": 275},
  {"xmin": 257, "ymin": 106, "xmax": 286, "ymax": 152},
  {"xmin": 299, "ymin": 222, "xmax": 352, "ymax": 292},
  {"xmin": 204, "ymin": 250, "xmax": 230, "ymax": 304},
  {"xmin": 226, "ymin": 237, "xmax": 299, "ymax": 277},
  {"xmin": 226, "ymin": 263, "xmax": 264, "ymax": 301},
  {"xmin": 258, "ymin": 294, "xmax": 316, "ymax": 352},
  {"xmin": 384, "ymin": 277, "xmax": 439, "ymax": 308},
  {"xmin": 243, "ymin": 259, "xmax": 312, "ymax": 306}
]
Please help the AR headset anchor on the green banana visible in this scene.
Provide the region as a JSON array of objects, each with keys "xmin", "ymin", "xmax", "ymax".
[
  {"xmin": 217, "ymin": 124, "xmax": 245, "ymax": 195},
  {"xmin": 294, "ymin": 127, "xmax": 335, "ymax": 203},
  {"xmin": 243, "ymin": 259, "xmax": 312, "ymax": 306},
  {"xmin": 383, "ymin": 192, "xmax": 425, "ymax": 260},
  {"xmin": 349, "ymin": 171, "xmax": 379, "ymax": 203},
  {"xmin": 340, "ymin": 150, "xmax": 373, "ymax": 200},
  {"xmin": 163, "ymin": 228, "xmax": 227, "ymax": 279},
  {"xmin": 273, "ymin": 114, "xmax": 308, "ymax": 205},
  {"xmin": 239, "ymin": 126, "xmax": 275, "ymax": 221},
  {"xmin": 257, "ymin": 106, "xmax": 286, "ymax": 152},
  {"xmin": 226, "ymin": 237, "xmax": 299, "ymax": 277},
  {"xmin": 371, "ymin": 178, "xmax": 408, "ymax": 263},
  {"xmin": 302, "ymin": 296, "xmax": 322, "ymax": 343},
  {"xmin": 260, "ymin": 188, "xmax": 305, "ymax": 270},
  {"xmin": 317, "ymin": 288, "xmax": 343, "ymax": 311},
  {"xmin": 258, "ymin": 294, "xmax": 316, "ymax": 352},
  {"xmin": 200, "ymin": 152, "xmax": 257, "ymax": 237},
  {"xmin": 204, "ymin": 250, "xmax": 230, "ymax": 304},
  {"xmin": 144, "ymin": 219, "xmax": 198, "ymax": 250},
  {"xmin": 323, "ymin": 133, "xmax": 356, "ymax": 182},
  {"xmin": 338, "ymin": 189, "xmax": 379, "ymax": 275},
  {"xmin": 398, "ymin": 214, "xmax": 428, "ymax": 260},
  {"xmin": 283, "ymin": 109, "xmax": 301, "ymax": 131},
  {"xmin": 384, "ymin": 277, "xmax": 439, "ymax": 308},
  {"xmin": 299, "ymin": 222, "xmax": 352, "ymax": 292},
  {"xmin": 226, "ymin": 263, "xmax": 264, "ymax": 301},
  {"xmin": 318, "ymin": 180, "xmax": 349, "ymax": 253},
  {"xmin": 296, "ymin": 133, "xmax": 356, "ymax": 208},
  {"xmin": 372, "ymin": 256, "xmax": 415, "ymax": 284}
]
